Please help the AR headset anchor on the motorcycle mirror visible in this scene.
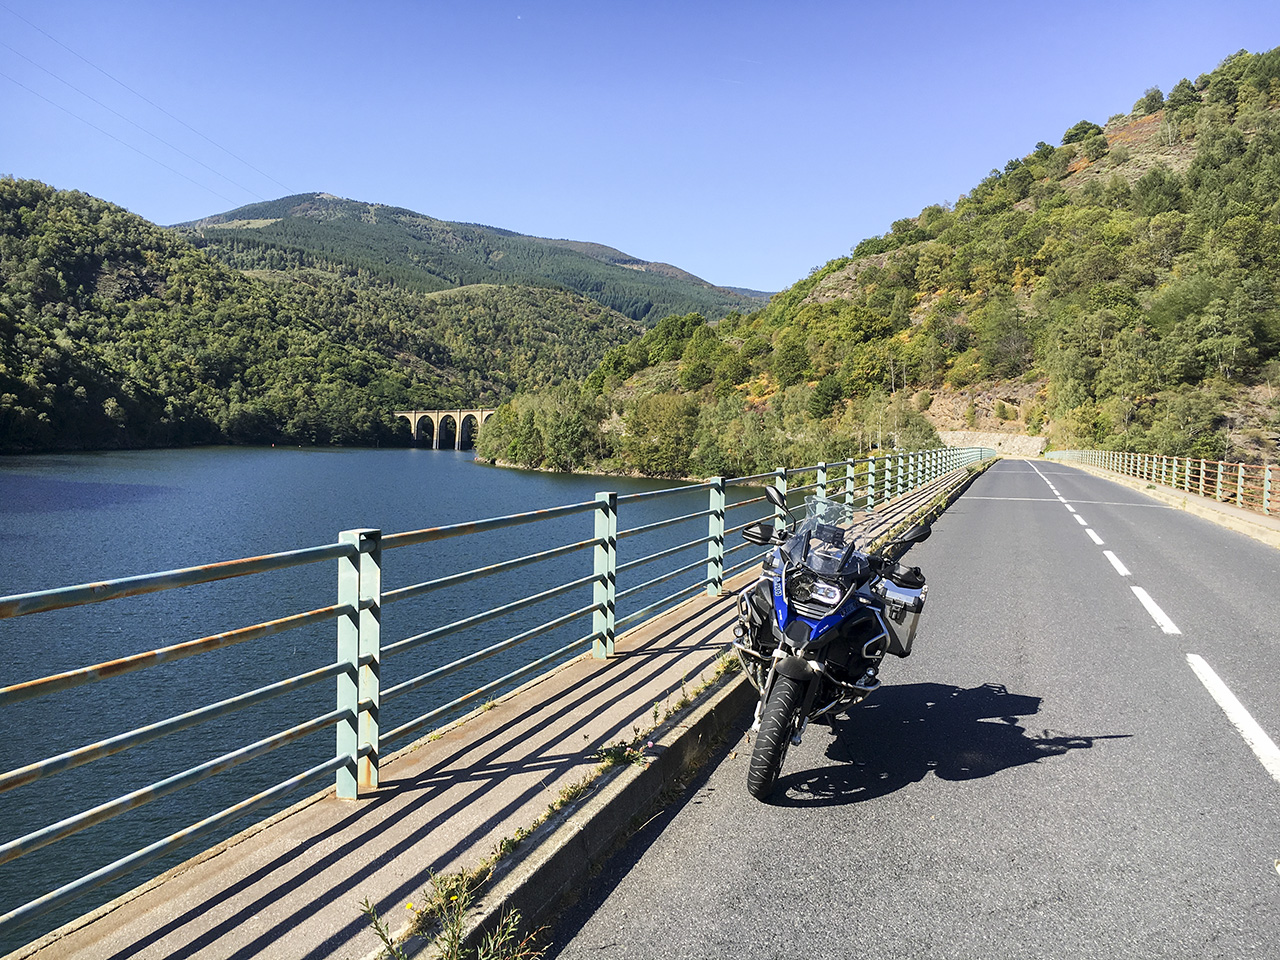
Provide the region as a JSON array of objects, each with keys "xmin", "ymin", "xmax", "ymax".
[
  {"xmin": 764, "ymin": 485, "xmax": 788, "ymax": 510},
  {"xmin": 764, "ymin": 485, "xmax": 798, "ymax": 526}
]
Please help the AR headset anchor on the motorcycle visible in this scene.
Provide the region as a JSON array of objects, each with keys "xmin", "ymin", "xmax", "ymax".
[{"xmin": 733, "ymin": 485, "xmax": 930, "ymax": 799}]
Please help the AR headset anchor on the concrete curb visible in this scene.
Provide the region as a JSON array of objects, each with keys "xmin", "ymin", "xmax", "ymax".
[{"xmin": 456, "ymin": 672, "xmax": 756, "ymax": 954}]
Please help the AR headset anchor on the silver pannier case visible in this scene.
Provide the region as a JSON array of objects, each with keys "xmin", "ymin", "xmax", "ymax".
[{"xmin": 876, "ymin": 580, "xmax": 927, "ymax": 657}]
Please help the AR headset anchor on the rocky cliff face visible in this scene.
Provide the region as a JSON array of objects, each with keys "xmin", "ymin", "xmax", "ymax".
[{"xmin": 938, "ymin": 430, "xmax": 1047, "ymax": 457}]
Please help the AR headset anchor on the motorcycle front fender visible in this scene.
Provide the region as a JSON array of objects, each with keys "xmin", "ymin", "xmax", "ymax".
[{"xmin": 774, "ymin": 654, "xmax": 815, "ymax": 682}]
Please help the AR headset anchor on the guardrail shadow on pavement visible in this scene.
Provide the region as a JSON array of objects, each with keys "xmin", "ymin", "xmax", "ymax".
[
  {"xmin": 100, "ymin": 596, "xmax": 737, "ymax": 960},
  {"xmin": 773, "ymin": 681, "xmax": 1131, "ymax": 808}
]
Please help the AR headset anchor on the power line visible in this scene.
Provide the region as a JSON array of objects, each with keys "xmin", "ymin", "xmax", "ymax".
[
  {"xmin": 0, "ymin": 1, "xmax": 292, "ymax": 195},
  {"xmin": 0, "ymin": 39, "xmax": 265, "ymax": 202},
  {"xmin": 0, "ymin": 69, "xmax": 241, "ymax": 207}
]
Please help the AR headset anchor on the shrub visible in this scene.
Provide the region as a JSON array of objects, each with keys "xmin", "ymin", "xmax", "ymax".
[
  {"xmin": 1045, "ymin": 144, "xmax": 1078, "ymax": 179},
  {"xmin": 1063, "ymin": 120, "xmax": 1104, "ymax": 144},
  {"xmin": 1083, "ymin": 134, "xmax": 1109, "ymax": 161},
  {"xmin": 1025, "ymin": 405, "xmax": 1045, "ymax": 435},
  {"xmin": 1134, "ymin": 86, "xmax": 1165, "ymax": 116}
]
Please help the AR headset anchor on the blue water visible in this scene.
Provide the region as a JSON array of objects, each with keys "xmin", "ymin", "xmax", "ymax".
[{"xmin": 0, "ymin": 447, "xmax": 760, "ymax": 952}]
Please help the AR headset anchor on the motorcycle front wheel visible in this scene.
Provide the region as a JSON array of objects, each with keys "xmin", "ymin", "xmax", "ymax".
[{"xmin": 747, "ymin": 673, "xmax": 805, "ymax": 800}]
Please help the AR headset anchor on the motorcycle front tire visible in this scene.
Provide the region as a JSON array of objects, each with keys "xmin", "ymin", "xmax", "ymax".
[{"xmin": 747, "ymin": 673, "xmax": 805, "ymax": 800}]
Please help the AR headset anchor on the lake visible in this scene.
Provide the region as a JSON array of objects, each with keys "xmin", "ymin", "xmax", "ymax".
[{"xmin": 0, "ymin": 446, "xmax": 762, "ymax": 952}]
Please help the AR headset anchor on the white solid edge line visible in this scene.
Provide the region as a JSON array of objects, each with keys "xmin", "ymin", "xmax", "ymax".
[
  {"xmin": 1186, "ymin": 654, "xmax": 1280, "ymax": 784},
  {"xmin": 1131, "ymin": 586, "xmax": 1181, "ymax": 634},
  {"xmin": 1103, "ymin": 550, "xmax": 1130, "ymax": 575},
  {"xmin": 1074, "ymin": 514, "xmax": 1088, "ymax": 525},
  {"xmin": 1086, "ymin": 528, "xmax": 1105, "ymax": 545}
]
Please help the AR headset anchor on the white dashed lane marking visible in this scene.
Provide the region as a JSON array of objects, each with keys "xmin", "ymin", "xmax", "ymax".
[
  {"xmin": 1030, "ymin": 462, "xmax": 1180, "ymax": 633},
  {"xmin": 1187, "ymin": 654, "xmax": 1280, "ymax": 785},
  {"xmin": 1032, "ymin": 462, "xmax": 1280, "ymax": 798},
  {"xmin": 1103, "ymin": 550, "xmax": 1130, "ymax": 576},
  {"xmin": 1132, "ymin": 586, "xmax": 1181, "ymax": 635}
]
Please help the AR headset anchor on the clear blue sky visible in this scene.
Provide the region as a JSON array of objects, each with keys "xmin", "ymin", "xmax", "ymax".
[{"xmin": 4, "ymin": 1, "xmax": 1280, "ymax": 292}]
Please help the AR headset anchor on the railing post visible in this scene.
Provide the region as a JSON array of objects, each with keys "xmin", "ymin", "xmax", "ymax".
[
  {"xmin": 816, "ymin": 462, "xmax": 827, "ymax": 499},
  {"xmin": 773, "ymin": 467, "xmax": 789, "ymax": 535},
  {"xmin": 1237, "ymin": 463, "xmax": 1245, "ymax": 507},
  {"xmin": 866, "ymin": 457, "xmax": 876, "ymax": 514},
  {"xmin": 1200, "ymin": 459, "xmax": 1206, "ymax": 498},
  {"xmin": 844, "ymin": 460, "xmax": 856, "ymax": 507},
  {"xmin": 593, "ymin": 492, "xmax": 617, "ymax": 658},
  {"xmin": 337, "ymin": 528, "xmax": 381, "ymax": 799},
  {"xmin": 1264, "ymin": 463, "xmax": 1272, "ymax": 515},
  {"xmin": 706, "ymin": 477, "xmax": 725, "ymax": 596}
]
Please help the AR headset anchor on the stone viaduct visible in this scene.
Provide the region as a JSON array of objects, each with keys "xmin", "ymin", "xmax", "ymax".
[{"xmin": 394, "ymin": 408, "xmax": 497, "ymax": 450}]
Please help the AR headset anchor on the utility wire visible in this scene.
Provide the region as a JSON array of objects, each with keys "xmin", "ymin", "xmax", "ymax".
[
  {"xmin": 0, "ymin": 69, "xmax": 240, "ymax": 207},
  {"xmin": 0, "ymin": 39, "xmax": 265, "ymax": 202},
  {"xmin": 0, "ymin": 1, "xmax": 292, "ymax": 195}
]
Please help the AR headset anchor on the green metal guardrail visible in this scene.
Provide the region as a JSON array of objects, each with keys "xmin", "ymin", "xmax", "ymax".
[
  {"xmin": 0, "ymin": 447, "xmax": 995, "ymax": 939},
  {"xmin": 1046, "ymin": 450, "xmax": 1275, "ymax": 517}
]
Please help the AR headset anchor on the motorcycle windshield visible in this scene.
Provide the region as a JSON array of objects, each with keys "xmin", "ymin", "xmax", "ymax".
[{"xmin": 784, "ymin": 496, "xmax": 862, "ymax": 577}]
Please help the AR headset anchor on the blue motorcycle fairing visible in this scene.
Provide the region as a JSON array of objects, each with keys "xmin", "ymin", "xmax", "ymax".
[{"xmin": 770, "ymin": 580, "xmax": 873, "ymax": 651}]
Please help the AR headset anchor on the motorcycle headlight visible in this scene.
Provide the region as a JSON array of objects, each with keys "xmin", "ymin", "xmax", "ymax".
[{"xmin": 808, "ymin": 581, "xmax": 842, "ymax": 605}]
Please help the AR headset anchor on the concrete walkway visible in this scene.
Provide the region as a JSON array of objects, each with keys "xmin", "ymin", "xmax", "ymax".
[{"xmin": 6, "ymin": 468, "xmax": 978, "ymax": 960}]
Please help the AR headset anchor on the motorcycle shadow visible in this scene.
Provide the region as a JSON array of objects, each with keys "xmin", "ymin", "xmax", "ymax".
[{"xmin": 771, "ymin": 681, "xmax": 1128, "ymax": 807}]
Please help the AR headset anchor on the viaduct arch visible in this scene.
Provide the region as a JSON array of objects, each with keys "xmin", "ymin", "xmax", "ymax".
[{"xmin": 395, "ymin": 408, "xmax": 496, "ymax": 450}]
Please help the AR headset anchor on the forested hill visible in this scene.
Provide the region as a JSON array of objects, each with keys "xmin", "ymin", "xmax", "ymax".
[
  {"xmin": 174, "ymin": 195, "xmax": 766, "ymax": 324},
  {"xmin": 477, "ymin": 47, "xmax": 1280, "ymax": 478},
  {"xmin": 0, "ymin": 178, "xmax": 644, "ymax": 452}
]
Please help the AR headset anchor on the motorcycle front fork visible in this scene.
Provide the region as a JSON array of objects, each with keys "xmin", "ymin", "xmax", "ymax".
[{"xmin": 751, "ymin": 659, "xmax": 816, "ymax": 746}]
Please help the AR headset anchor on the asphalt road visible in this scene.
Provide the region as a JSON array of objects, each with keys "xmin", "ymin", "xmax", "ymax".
[{"xmin": 544, "ymin": 459, "xmax": 1280, "ymax": 960}]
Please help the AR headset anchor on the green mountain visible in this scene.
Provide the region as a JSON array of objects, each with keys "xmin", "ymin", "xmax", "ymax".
[
  {"xmin": 477, "ymin": 47, "xmax": 1280, "ymax": 477},
  {"xmin": 173, "ymin": 194, "xmax": 766, "ymax": 324},
  {"xmin": 0, "ymin": 178, "xmax": 644, "ymax": 452}
]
